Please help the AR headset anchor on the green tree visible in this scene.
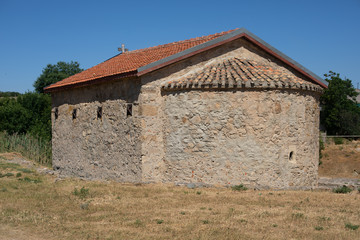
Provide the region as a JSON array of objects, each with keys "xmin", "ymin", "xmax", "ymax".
[
  {"xmin": 320, "ymin": 71, "xmax": 360, "ymax": 135},
  {"xmin": 17, "ymin": 92, "xmax": 52, "ymax": 140},
  {"xmin": 0, "ymin": 92, "xmax": 51, "ymax": 140},
  {"xmin": 0, "ymin": 91, "xmax": 21, "ymax": 97},
  {"xmin": 33, "ymin": 61, "xmax": 83, "ymax": 93},
  {"xmin": 0, "ymin": 97, "xmax": 31, "ymax": 134}
]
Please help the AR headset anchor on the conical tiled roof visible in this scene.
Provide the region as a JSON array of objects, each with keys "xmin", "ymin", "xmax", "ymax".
[{"xmin": 161, "ymin": 58, "xmax": 323, "ymax": 92}]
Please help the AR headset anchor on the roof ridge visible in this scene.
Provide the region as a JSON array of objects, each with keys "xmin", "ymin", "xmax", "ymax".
[{"xmin": 124, "ymin": 29, "xmax": 238, "ymax": 55}]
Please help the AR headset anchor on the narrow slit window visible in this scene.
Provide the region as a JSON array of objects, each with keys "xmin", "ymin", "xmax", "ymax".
[
  {"xmin": 289, "ymin": 151, "xmax": 294, "ymax": 161},
  {"xmin": 126, "ymin": 103, "xmax": 132, "ymax": 117},
  {"xmin": 97, "ymin": 106, "xmax": 102, "ymax": 119},
  {"xmin": 54, "ymin": 108, "xmax": 58, "ymax": 120},
  {"xmin": 72, "ymin": 109, "xmax": 77, "ymax": 120}
]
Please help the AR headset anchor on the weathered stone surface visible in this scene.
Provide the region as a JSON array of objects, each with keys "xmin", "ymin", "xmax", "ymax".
[
  {"xmin": 50, "ymin": 37, "xmax": 322, "ymax": 189},
  {"xmin": 162, "ymin": 89, "xmax": 320, "ymax": 189},
  {"xmin": 51, "ymin": 78, "xmax": 142, "ymax": 182}
]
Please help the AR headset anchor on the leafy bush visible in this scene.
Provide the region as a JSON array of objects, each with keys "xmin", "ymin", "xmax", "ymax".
[
  {"xmin": 333, "ymin": 185, "xmax": 352, "ymax": 194},
  {"xmin": 231, "ymin": 184, "xmax": 248, "ymax": 191},
  {"xmin": 19, "ymin": 177, "xmax": 42, "ymax": 183},
  {"xmin": 320, "ymin": 71, "xmax": 360, "ymax": 135},
  {"xmin": 0, "ymin": 91, "xmax": 21, "ymax": 97},
  {"xmin": 73, "ymin": 187, "xmax": 90, "ymax": 199},
  {"xmin": 333, "ymin": 137, "xmax": 344, "ymax": 145},
  {"xmin": 345, "ymin": 223, "xmax": 359, "ymax": 230},
  {"xmin": 0, "ymin": 93, "xmax": 51, "ymax": 141},
  {"xmin": 156, "ymin": 219, "xmax": 164, "ymax": 224},
  {"xmin": 0, "ymin": 172, "xmax": 14, "ymax": 178}
]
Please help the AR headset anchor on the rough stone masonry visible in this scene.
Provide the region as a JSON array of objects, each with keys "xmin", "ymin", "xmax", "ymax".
[{"xmin": 48, "ymin": 29, "xmax": 325, "ymax": 189}]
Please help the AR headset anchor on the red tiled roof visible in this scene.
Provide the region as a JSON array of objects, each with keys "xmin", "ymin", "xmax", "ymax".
[
  {"xmin": 161, "ymin": 58, "xmax": 323, "ymax": 92},
  {"xmin": 44, "ymin": 29, "xmax": 236, "ymax": 91}
]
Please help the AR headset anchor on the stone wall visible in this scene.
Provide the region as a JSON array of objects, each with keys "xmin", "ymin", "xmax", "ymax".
[
  {"xmin": 137, "ymin": 37, "xmax": 322, "ymax": 188},
  {"xmin": 51, "ymin": 78, "xmax": 142, "ymax": 181},
  {"xmin": 162, "ymin": 89, "xmax": 320, "ymax": 189},
  {"xmin": 50, "ymin": 36, "xmax": 322, "ymax": 188}
]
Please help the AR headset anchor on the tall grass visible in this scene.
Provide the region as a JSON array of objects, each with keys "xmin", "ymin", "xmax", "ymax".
[{"xmin": 0, "ymin": 131, "xmax": 51, "ymax": 166}]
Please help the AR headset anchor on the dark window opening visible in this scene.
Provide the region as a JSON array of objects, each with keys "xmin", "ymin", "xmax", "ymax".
[
  {"xmin": 72, "ymin": 109, "xmax": 77, "ymax": 120},
  {"xmin": 127, "ymin": 103, "xmax": 132, "ymax": 117},
  {"xmin": 97, "ymin": 106, "xmax": 102, "ymax": 119},
  {"xmin": 289, "ymin": 151, "xmax": 294, "ymax": 161},
  {"xmin": 54, "ymin": 108, "xmax": 58, "ymax": 120}
]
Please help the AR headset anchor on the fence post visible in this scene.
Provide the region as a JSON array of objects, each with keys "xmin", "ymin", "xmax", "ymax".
[{"xmin": 320, "ymin": 132, "xmax": 327, "ymax": 144}]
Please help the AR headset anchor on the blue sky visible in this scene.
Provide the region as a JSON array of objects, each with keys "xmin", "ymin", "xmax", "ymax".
[{"xmin": 1, "ymin": 0, "xmax": 359, "ymax": 93}]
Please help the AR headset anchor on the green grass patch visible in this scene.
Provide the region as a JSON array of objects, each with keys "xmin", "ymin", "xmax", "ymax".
[
  {"xmin": 345, "ymin": 223, "xmax": 359, "ymax": 230},
  {"xmin": 333, "ymin": 185, "xmax": 352, "ymax": 194},
  {"xmin": 314, "ymin": 226, "xmax": 324, "ymax": 231},
  {"xmin": 73, "ymin": 187, "xmax": 90, "ymax": 199},
  {"xmin": 0, "ymin": 132, "xmax": 51, "ymax": 166},
  {"xmin": 333, "ymin": 137, "xmax": 344, "ymax": 145},
  {"xmin": 18, "ymin": 176, "xmax": 42, "ymax": 183},
  {"xmin": 18, "ymin": 168, "xmax": 33, "ymax": 173},
  {"xmin": 0, "ymin": 172, "xmax": 15, "ymax": 178},
  {"xmin": 0, "ymin": 162, "xmax": 20, "ymax": 170},
  {"xmin": 231, "ymin": 184, "xmax": 248, "ymax": 191},
  {"xmin": 156, "ymin": 219, "xmax": 164, "ymax": 224}
]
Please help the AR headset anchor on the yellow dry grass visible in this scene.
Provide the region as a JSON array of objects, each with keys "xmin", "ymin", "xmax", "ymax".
[
  {"xmin": 319, "ymin": 139, "xmax": 360, "ymax": 179},
  {"xmin": 0, "ymin": 158, "xmax": 359, "ymax": 239}
]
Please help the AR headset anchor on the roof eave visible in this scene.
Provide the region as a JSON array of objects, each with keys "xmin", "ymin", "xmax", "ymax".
[{"xmin": 44, "ymin": 70, "xmax": 138, "ymax": 93}]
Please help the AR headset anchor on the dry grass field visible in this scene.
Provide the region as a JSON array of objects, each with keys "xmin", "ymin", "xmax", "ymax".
[
  {"xmin": 0, "ymin": 153, "xmax": 359, "ymax": 240},
  {"xmin": 319, "ymin": 139, "xmax": 360, "ymax": 179}
]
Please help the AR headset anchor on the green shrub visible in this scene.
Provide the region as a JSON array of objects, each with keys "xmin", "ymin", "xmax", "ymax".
[
  {"xmin": 333, "ymin": 185, "xmax": 352, "ymax": 194},
  {"xmin": 18, "ymin": 168, "xmax": 32, "ymax": 173},
  {"xmin": 18, "ymin": 177, "xmax": 42, "ymax": 183},
  {"xmin": 0, "ymin": 172, "xmax": 14, "ymax": 178},
  {"xmin": 134, "ymin": 219, "xmax": 142, "ymax": 227},
  {"xmin": 292, "ymin": 213, "xmax": 304, "ymax": 219},
  {"xmin": 314, "ymin": 226, "xmax": 324, "ymax": 231},
  {"xmin": 73, "ymin": 187, "xmax": 89, "ymax": 199},
  {"xmin": 156, "ymin": 219, "xmax": 164, "ymax": 224},
  {"xmin": 231, "ymin": 184, "xmax": 248, "ymax": 191},
  {"xmin": 345, "ymin": 223, "xmax": 359, "ymax": 230},
  {"xmin": 333, "ymin": 137, "xmax": 344, "ymax": 145}
]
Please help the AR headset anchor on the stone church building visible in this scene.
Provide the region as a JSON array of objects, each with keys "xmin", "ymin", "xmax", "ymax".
[{"xmin": 45, "ymin": 28, "xmax": 327, "ymax": 189}]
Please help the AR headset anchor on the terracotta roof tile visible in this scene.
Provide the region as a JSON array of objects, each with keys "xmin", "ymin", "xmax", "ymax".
[
  {"xmin": 45, "ymin": 29, "xmax": 236, "ymax": 91},
  {"xmin": 161, "ymin": 58, "xmax": 323, "ymax": 92}
]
